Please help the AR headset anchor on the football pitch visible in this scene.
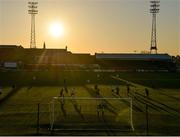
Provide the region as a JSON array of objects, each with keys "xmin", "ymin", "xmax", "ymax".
[{"xmin": 0, "ymin": 72, "xmax": 180, "ymax": 135}]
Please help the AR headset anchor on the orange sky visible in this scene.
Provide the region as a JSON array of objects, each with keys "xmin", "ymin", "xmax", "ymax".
[{"xmin": 0, "ymin": 0, "xmax": 179, "ymax": 55}]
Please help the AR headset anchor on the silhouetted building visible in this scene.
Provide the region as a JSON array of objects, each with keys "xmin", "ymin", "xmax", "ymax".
[{"xmin": 0, "ymin": 45, "xmax": 176, "ymax": 71}]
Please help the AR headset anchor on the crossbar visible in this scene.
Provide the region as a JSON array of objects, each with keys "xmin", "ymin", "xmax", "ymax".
[{"xmin": 53, "ymin": 97, "xmax": 131, "ymax": 100}]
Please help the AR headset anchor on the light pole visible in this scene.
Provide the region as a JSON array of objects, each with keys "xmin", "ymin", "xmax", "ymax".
[
  {"xmin": 150, "ymin": 0, "xmax": 160, "ymax": 54},
  {"xmin": 28, "ymin": 1, "xmax": 38, "ymax": 49}
]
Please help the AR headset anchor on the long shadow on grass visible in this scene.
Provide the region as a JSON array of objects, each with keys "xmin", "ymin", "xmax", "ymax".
[
  {"xmin": 83, "ymin": 86, "xmax": 117, "ymax": 115},
  {"xmin": 157, "ymin": 90, "xmax": 180, "ymax": 101},
  {"xmin": 134, "ymin": 92, "xmax": 180, "ymax": 114},
  {"xmin": 60, "ymin": 104, "xmax": 67, "ymax": 118},
  {"xmin": 70, "ymin": 100, "xmax": 85, "ymax": 120},
  {"xmin": 65, "ymin": 88, "xmax": 85, "ymax": 120},
  {"xmin": 0, "ymin": 87, "xmax": 21, "ymax": 106},
  {"xmin": 112, "ymin": 76, "xmax": 180, "ymax": 115},
  {"xmin": 112, "ymin": 93, "xmax": 143, "ymax": 112}
]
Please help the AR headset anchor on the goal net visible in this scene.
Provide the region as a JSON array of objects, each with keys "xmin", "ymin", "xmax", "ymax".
[{"xmin": 49, "ymin": 97, "xmax": 134, "ymax": 132}]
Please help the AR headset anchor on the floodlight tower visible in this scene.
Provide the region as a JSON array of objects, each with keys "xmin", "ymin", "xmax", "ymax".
[
  {"xmin": 150, "ymin": 0, "xmax": 160, "ymax": 54},
  {"xmin": 28, "ymin": 1, "xmax": 38, "ymax": 49}
]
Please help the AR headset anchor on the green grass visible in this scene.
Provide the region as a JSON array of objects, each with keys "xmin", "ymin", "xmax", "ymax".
[
  {"xmin": 0, "ymin": 72, "xmax": 180, "ymax": 135},
  {"xmin": 0, "ymin": 87, "xmax": 12, "ymax": 100}
]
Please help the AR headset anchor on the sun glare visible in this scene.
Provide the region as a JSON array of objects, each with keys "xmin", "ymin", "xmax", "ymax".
[{"xmin": 49, "ymin": 22, "xmax": 64, "ymax": 38}]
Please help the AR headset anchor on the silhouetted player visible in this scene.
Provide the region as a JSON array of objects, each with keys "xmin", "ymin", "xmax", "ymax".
[
  {"xmin": 64, "ymin": 79, "xmax": 68, "ymax": 93},
  {"xmin": 94, "ymin": 84, "xmax": 98, "ymax": 90},
  {"xmin": 127, "ymin": 84, "xmax": 130, "ymax": 96},
  {"xmin": 116, "ymin": 87, "xmax": 119, "ymax": 95},
  {"xmin": 145, "ymin": 88, "xmax": 149, "ymax": 97},
  {"xmin": 12, "ymin": 84, "xmax": 16, "ymax": 89},
  {"xmin": 71, "ymin": 88, "xmax": 76, "ymax": 97},
  {"xmin": 111, "ymin": 88, "xmax": 114, "ymax": 94},
  {"xmin": 97, "ymin": 101, "xmax": 106, "ymax": 117},
  {"xmin": 59, "ymin": 93, "xmax": 65, "ymax": 108},
  {"xmin": 60, "ymin": 88, "xmax": 64, "ymax": 97},
  {"xmin": 94, "ymin": 84, "xmax": 100, "ymax": 97}
]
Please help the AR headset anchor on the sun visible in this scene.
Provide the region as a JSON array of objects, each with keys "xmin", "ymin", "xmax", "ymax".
[{"xmin": 49, "ymin": 22, "xmax": 64, "ymax": 38}]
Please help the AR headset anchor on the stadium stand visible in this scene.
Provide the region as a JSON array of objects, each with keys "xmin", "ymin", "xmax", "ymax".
[
  {"xmin": 95, "ymin": 53, "xmax": 176, "ymax": 72},
  {"xmin": 0, "ymin": 45, "xmax": 176, "ymax": 71}
]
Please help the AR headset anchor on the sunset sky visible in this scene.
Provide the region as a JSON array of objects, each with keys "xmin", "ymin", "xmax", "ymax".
[{"xmin": 0, "ymin": 0, "xmax": 179, "ymax": 55}]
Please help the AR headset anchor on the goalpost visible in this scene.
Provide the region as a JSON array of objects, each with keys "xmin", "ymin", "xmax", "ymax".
[{"xmin": 49, "ymin": 97, "xmax": 134, "ymax": 132}]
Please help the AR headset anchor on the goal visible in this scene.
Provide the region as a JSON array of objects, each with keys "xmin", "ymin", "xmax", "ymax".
[{"xmin": 49, "ymin": 97, "xmax": 134, "ymax": 132}]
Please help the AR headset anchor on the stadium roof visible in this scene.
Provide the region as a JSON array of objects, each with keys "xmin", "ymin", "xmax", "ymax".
[
  {"xmin": 95, "ymin": 53, "xmax": 172, "ymax": 61},
  {"xmin": 0, "ymin": 45, "xmax": 23, "ymax": 48}
]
